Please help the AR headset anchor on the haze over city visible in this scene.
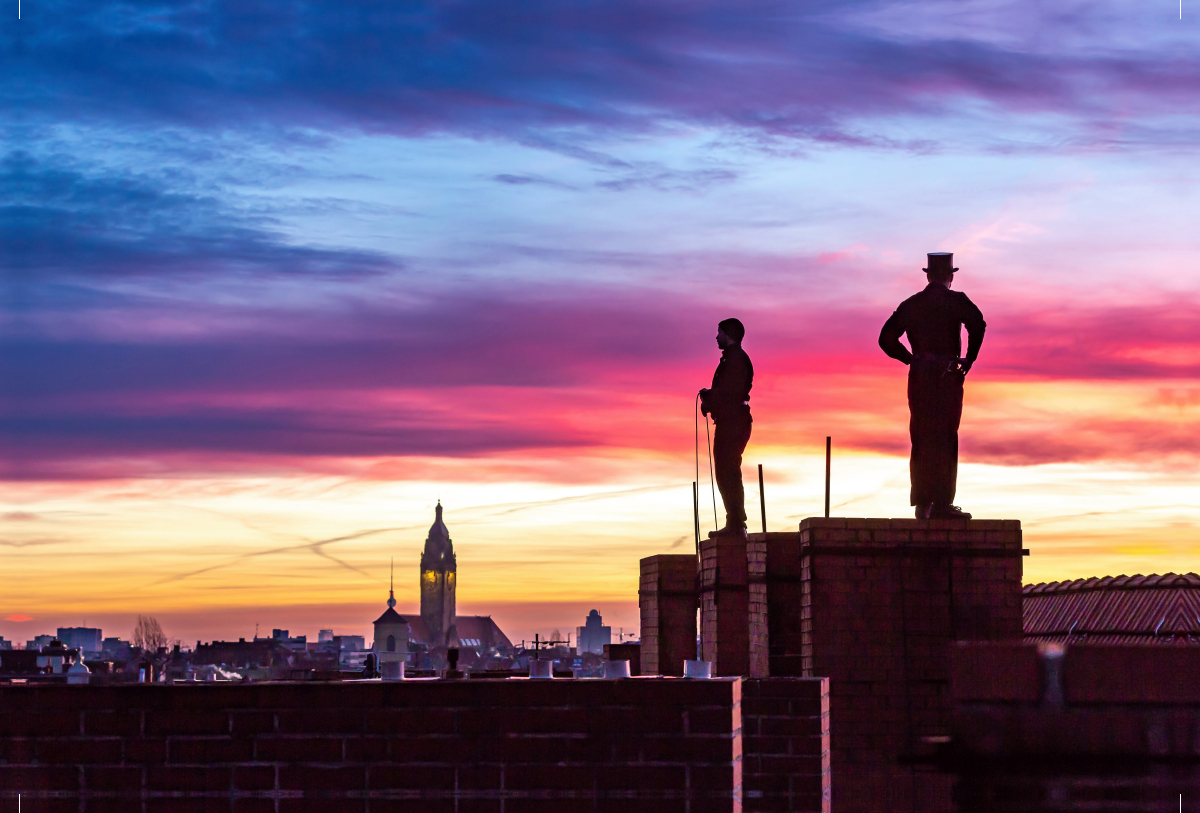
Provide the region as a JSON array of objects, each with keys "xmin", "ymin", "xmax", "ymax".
[{"xmin": 4, "ymin": 0, "xmax": 1200, "ymax": 648}]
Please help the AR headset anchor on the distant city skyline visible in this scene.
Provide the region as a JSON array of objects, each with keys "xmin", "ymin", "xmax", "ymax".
[{"xmin": 5, "ymin": 0, "xmax": 1200, "ymax": 644}]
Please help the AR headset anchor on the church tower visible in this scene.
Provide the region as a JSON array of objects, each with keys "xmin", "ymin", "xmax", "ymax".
[{"xmin": 420, "ymin": 502, "xmax": 456, "ymax": 647}]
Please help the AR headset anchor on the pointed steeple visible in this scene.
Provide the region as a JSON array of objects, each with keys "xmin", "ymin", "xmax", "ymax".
[
  {"xmin": 422, "ymin": 501, "xmax": 454, "ymax": 567},
  {"xmin": 387, "ymin": 557, "xmax": 396, "ymax": 609}
]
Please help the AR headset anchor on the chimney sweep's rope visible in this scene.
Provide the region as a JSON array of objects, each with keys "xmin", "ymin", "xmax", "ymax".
[{"xmin": 695, "ymin": 392, "xmax": 719, "ymax": 532}]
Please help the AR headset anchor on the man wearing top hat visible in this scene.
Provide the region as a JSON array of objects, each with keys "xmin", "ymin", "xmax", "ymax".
[{"xmin": 879, "ymin": 253, "xmax": 986, "ymax": 520}]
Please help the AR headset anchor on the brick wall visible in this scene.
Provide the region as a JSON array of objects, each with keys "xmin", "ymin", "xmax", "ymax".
[
  {"xmin": 793, "ymin": 517, "xmax": 1024, "ymax": 813},
  {"xmin": 0, "ymin": 679, "xmax": 746, "ymax": 812},
  {"xmin": 640, "ymin": 554, "xmax": 698, "ymax": 677},
  {"xmin": 741, "ymin": 678, "xmax": 830, "ymax": 813},
  {"xmin": 949, "ymin": 642, "xmax": 1200, "ymax": 812},
  {"xmin": 701, "ymin": 535, "xmax": 750, "ymax": 677}
]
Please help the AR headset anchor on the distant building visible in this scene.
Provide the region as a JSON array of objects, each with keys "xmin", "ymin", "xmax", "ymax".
[
  {"xmin": 453, "ymin": 616, "xmax": 513, "ymax": 653},
  {"xmin": 333, "ymin": 635, "xmax": 365, "ymax": 651},
  {"xmin": 318, "ymin": 629, "xmax": 334, "ymax": 644},
  {"xmin": 0, "ymin": 639, "xmax": 83, "ymax": 679},
  {"xmin": 101, "ymin": 637, "xmax": 132, "ymax": 661},
  {"xmin": 576, "ymin": 610, "xmax": 612, "ymax": 655},
  {"xmin": 26, "ymin": 635, "xmax": 54, "ymax": 651},
  {"xmin": 0, "ymin": 649, "xmax": 41, "ymax": 675},
  {"xmin": 192, "ymin": 639, "xmax": 289, "ymax": 669},
  {"xmin": 420, "ymin": 502, "xmax": 457, "ymax": 648},
  {"xmin": 0, "ymin": 637, "xmax": 11, "ymax": 650},
  {"xmin": 255, "ymin": 629, "xmax": 307, "ymax": 654},
  {"xmin": 374, "ymin": 568, "xmax": 411, "ymax": 675},
  {"xmin": 57, "ymin": 627, "xmax": 102, "ymax": 654}
]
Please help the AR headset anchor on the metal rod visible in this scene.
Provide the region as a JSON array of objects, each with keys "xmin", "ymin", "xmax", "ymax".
[
  {"xmin": 693, "ymin": 481, "xmax": 701, "ymax": 557},
  {"xmin": 824, "ymin": 436, "xmax": 831, "ymax": 518},
  {"xmin": 758, "ymin": 464, "xmax": 766, "ymax": 534}
]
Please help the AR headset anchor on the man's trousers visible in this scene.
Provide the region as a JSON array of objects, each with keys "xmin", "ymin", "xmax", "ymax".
[
  {"xmin": 908, "ymin": 356, "xmax": 964, "ymax": 507},
  {"xmin": 713, "ymin": 417, "xmax": 753, "ymax": 529}
]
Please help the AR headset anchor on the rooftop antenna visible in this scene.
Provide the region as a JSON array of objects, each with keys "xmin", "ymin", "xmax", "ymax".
[
  {"xmin": 758, "ymin": 464, "xmax": 766, "ymax": 534},
  {"xmin": 825, "ymin": 436, "xmax": 832, "ymax": 518}
]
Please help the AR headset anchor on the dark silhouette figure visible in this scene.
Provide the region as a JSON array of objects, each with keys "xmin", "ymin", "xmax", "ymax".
[
  {"xmin": 700, "ymin": 318, "xmax": 754, "ymax": 537},
  {"xmin": 879, "ymin": 253, "xmax": 986, "ymax": 519}
]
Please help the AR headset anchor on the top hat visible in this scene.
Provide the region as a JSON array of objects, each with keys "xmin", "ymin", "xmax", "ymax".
[{"xmin": 923, "ymin": 252, "xmax": 958, "ymax": 274}]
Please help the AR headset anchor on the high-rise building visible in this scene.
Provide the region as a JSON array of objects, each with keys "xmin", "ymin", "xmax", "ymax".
[
  {"xmin": 58, "ymin": 627, "xmax": 103, "ymax": 654},
  {"xmin": 576, "ymin": 610, "xmax": 612, "ymax": 656},
  {"xmin": 420, "ymin": 502, "xmax": 456, "ymax": 648}
]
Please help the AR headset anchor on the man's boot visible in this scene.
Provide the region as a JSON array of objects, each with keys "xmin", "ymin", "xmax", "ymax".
[
  {"xmin": 931, "ymin": 504, "xmax": 971, "ymax": 520},
  {"xmin": 915, "ymin": 504, "xmax": 932, "ymax": 520},
  {"xmin": 708, "ymin": 523, "xmax": 747, "ymax": 539}
]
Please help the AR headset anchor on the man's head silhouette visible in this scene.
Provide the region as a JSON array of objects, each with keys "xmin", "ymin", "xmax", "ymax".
[{"xmin": 716, "ymin": 318, "xmax": 744, "ymax": 349}]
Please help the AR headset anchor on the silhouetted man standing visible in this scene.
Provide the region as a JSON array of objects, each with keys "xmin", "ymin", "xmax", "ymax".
[
  {"xmin": 879, "ymin": 253, "xmax": 986, "ymax": 519},
  {"xmin": 700, "ymin": 318, "xmax": 753, "ymax": 538}
]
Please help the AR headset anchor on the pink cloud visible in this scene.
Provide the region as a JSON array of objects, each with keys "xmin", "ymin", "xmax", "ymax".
[{"xmin": 5, "ymin": 276, "xmax": 1199, "ymax": 480}]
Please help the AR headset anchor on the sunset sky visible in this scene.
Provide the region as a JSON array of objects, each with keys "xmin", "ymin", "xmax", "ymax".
[{"xmin": 3, "ymin": 0, "xmax": 1200, "ymax": 648}]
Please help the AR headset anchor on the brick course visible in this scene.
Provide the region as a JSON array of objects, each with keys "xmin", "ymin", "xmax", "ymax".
[
  {"xmin": 741, "ymin": 677, "xmax": 830, "ymax": 813},
  {"xmin": 0, "ymin": 678, "xmax": 769, "ymax": 811}
]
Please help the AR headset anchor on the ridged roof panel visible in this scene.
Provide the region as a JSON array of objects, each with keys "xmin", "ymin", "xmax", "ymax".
[
  {"xmin": 1023, "ymin": 573, "xmax": 1200, "ymax": 594},
  {"xmin": 1023, "ymin": 573, "xmax": 1200, "ymax": 636}
]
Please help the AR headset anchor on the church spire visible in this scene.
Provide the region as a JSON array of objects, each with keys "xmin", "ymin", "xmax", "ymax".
[{"xmin": 387, "ymin": 557, "xmax": 396, "ymax": 609}]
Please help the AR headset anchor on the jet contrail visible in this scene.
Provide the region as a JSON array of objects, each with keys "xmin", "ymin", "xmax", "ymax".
[{"xmin": 152, "ymin": 483, "xmax": 682, "ymax": 586}]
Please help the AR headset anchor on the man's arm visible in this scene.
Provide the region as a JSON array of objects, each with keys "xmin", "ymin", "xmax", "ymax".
[
  {"xmin": 878, "ymin": 310, "xmax": 913, "ymax": 365},
  {"xmin": 961, "ymin": 297, "xmax": 986, "ymax": 372}
]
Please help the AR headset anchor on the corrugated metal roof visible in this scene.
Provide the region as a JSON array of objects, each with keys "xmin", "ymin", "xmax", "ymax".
[
  {"xmin": 1023, "ymin": 573, "xmax": 1200, "ymax": 642},
  {"xmin": 1024, "ymin": 573, "xmax": 1200, "ymax": 594}
]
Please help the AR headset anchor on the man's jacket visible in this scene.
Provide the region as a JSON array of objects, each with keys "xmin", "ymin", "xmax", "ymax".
[
  {"xmin": 879, "ymin": 284, "xmax": 986, "ymax": 365},
  {"xmin": 706, "ymin": 344, "xmax": 754, "ymax": 424}
]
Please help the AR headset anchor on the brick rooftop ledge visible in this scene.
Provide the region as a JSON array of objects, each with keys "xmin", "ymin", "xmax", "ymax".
[
  {"xmin": 799, "ymin": 516, "xmax": 1022, "ymax": 530},
  {"xmin": 0, "ymin": 676, "xmax": 831, "ymax": 813},
  {"xmin": 795, "ymin": 517, "xmax": 1025, "ymax": 555}
]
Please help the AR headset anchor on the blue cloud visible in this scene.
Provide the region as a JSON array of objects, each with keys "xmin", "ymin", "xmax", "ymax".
[
  {"xmin": 9, "ymin": 0, "xmax": 1200, "ymax": 149},
  {"xmin": 1, "ymin": 151, "xmax": 400, "ymax": 287}
]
